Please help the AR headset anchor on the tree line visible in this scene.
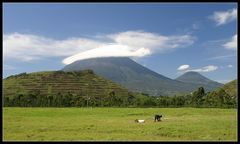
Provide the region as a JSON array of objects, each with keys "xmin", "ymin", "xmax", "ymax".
[{"xmin": 3, "ymin": 87, "xmax": 237, "ymax": 108}]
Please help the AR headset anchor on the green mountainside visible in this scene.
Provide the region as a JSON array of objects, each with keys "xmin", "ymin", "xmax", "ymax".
[
  {"xmin": 3, "ymin": 70, "xmax": 137, "ymax": 107},
  {"xmin": 198, "ymin": 79, "xmax": 237, "ymax": 108},
  {"xmin": 3, "ymin": 71, "xmax": 236, "ymax": 108},
  {"xmin": 222, "ymin": 79, "xmax": 237, "ymax": 97},
  {"xmin": 63, "ymin": 57, "xmax": 199, "ymax": 96},
  {"xmin": 4, "ymin": 70, "xmax": 129, "ymax": 97}
]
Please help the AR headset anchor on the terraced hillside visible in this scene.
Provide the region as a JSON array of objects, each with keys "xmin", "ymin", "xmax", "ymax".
[{"xmin": 3, "ymin": 70, "xmax": 132, "ymax": 107}]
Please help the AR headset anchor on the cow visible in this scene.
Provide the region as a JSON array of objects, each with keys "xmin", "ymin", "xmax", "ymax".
[
  {"xmin": 154, "ymin": 115, "xmax": 162, "ymax": 122},
  {"xmin": 135, "ymin": 119, "xmax": 145, "ymax": 123}
]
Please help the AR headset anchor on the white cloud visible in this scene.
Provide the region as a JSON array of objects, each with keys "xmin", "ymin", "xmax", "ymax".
[
  {"xmin": 109, "ymin": 31, "xmax": 195, "ymax": 51},
  {"xmin": 227, "ymin": 64, "xmax": 233, "ymax": 68},
  {"xmin": 202, "ymin": 35, "xmax": 237, "ymax": 62},
  {"xmin": 3, "ymin": 31, "xmax": 195, "ymax": 65},
  {"xmin": 188, "ymin": 65, "xmax": 218, "ymax": 73},
  {"xmin": 210, "ymin": 8, "xmax": 237, "ymax": 26},
  {"xmin": 223, "ymin": 34, "xmax": 237, "ymax": 50},
  {"xmin": 219, "ymin": 64, "xmax": 234, "ymax": 69},
  {"xmin": 63, "ymin": 44, "xmax": 151, "ymax": 65},
  {"xmin": 3, "ymin": 32, "xmax": 105, "ymax": 61},
  {"xmin": 63, "ymin": 31, "xmax": 195, "ymax": 64},
  {"xmin": 192, "ymin": 23, "xmax": 199, "ymax": 30},
  {"xmin": 178, "ymin": 64, "xmax": 218, "ymax": 73},
  {"xmin": 177, "ymin": 65, "xmax": 190, "ymax": 71},
  {"xmin": 205, "ymin": 54, "xmax": 236, "ymax": 61}
]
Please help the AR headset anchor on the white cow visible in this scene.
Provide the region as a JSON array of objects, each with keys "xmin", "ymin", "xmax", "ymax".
[{"xmin": 135, "ymin": 119, "xmax": 145, "ymax": 123}]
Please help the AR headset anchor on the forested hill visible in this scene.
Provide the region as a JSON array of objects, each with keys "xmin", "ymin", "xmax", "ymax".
[
  {"xmin": 222, "ymin": 79, "xmax": 237, "ymax": 97},
  {"xmin": 3, "ymin": 70, "xmax": 135, "ymax": 107},
  {"xmin": 3, "ymin": 71, "xmax": 237, "ymax": 108}
]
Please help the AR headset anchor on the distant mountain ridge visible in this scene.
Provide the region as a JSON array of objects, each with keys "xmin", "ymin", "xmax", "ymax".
[
  {"xmin": 175, "ymin": 71, "xmax": 224, "ymax": 91},
  {"xmin": 62, "ymin": 57, "xmax": 221, "ymax": 96}
]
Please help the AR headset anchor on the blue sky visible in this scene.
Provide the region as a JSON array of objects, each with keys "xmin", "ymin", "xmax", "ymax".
[{"xmin": 3, "ymin": 3, "xmax": 237, "ymax": 83}]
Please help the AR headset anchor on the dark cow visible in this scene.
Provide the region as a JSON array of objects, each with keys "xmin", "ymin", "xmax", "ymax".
[{"xmin": 154, "ymin": 115, "xmax": 162, "ymax": 122}]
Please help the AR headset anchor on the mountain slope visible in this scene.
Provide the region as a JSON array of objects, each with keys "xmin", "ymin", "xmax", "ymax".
[
  {"xmin": 175, "ymin": 71, "xmax": 224, "ymax": 91},
  {"xmin": 3, "ymin": 70, "xmax": 129, "ymax": 99},
  {"xmin": 63, "ymin": 57, "xmax": 197, "ymax": 96},
  {"xmin": 222, "ymin": 79, "xmax": 237, "ymax": 97}
]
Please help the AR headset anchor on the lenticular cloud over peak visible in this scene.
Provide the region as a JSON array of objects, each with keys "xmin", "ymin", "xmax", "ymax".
[
  {"xmin": 62, "ymin": 44, "xmax": 151, "ymax": 65},
  {"xmin": 62, "ymin": 31, "xmax": 195, "ymax": 65},
  {"xmin": 3, "ymin": 30, "xmax": 195, "ymax": 65}
]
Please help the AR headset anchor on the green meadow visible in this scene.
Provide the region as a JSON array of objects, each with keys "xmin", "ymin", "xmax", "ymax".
[{"xmin": 3, "ymin": 107, "xmax": 237, "ymax": 141}]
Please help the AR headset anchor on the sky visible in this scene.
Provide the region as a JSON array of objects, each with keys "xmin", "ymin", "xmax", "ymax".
[{"xmin": 3, "ymin": 3, "xmax": 238, "ymax": 83}]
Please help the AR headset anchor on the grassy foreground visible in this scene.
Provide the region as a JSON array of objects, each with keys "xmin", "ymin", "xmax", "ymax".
[{"xmin": 3, "ymin": 107, "xmax": 237, "ymax": 141}]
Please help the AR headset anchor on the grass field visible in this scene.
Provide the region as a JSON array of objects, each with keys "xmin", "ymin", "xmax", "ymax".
[{"xmin": 3, "ymin": 107, "xmax": 237, "ymax": 141}]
